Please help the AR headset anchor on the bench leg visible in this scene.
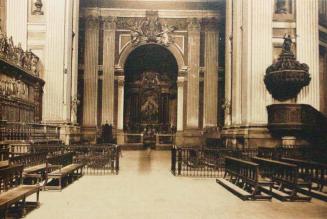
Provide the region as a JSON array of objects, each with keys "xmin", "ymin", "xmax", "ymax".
[
  {"xmin": 21, "ymin": 197, "xmax": 26, "ymax": 217},
  {"xmin": 59, "ymin": 178, "xmax": 62, "ymax": 191},
  {"xmin": 36, "ymin": 189, "xmax": 40, "ymax": 205}
]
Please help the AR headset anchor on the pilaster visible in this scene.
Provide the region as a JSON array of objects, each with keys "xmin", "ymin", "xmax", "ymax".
[
  {"xmin": 296, "ymin": 0, "xmax": 320, "ymax": 109},
  {"xmin": 71, "ymin": 0, "xmax": 80, "ymax": 124},
  {"xmin": 224, "ymin": 0, "xmax": 232, "ymax": 127},
  {"xmin": 102, "ymin": 16, "xmax": 116, "ymax": 125},
  {"xmin": 83, "ymin": 15, "xmax": 99, "ymax": 127},
  {"xmin": 6, "ymin": 0, "xmax": 27, "ymax": 49},
  {"xmin": 203, "ymin": 18, "xmax": 218, "ymax": 128},
  {"xmin": 186, "ymin": 18, "xmax": 200, "ymax": 129}
]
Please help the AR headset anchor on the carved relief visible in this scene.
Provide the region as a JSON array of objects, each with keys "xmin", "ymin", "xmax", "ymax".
[
  {"xmin": 0, "ymin": 77, "xmax": 28, "ymax": 99},
  {"xmin": 0, "ymin": 25, "xmax": 41, "ymax": 77},
  {"xmin": 117, "ymin": 11, "xmax": 177, "ymax": 47},
  {"xmin": 32, "ymin": 0, "xmax": 44, "ymax": 16}
]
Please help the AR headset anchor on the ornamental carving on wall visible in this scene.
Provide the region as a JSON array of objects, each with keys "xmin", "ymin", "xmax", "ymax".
[{"xmin": 118, "ymin": 11, "xmax": 177, "ymax": 47}]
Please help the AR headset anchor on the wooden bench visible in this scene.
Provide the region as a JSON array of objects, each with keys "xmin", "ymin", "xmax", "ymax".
[
  {"xmin": 280, "ymin": 157, "xmax": 327, "ymax": 200},
  {"xmin": 45, "ymin": 152, "xmax": 84, "ymax": 191},
  {"xmin": 217, "ymin": 156, "xmax": 273, "ymax": 200},
  {"xmin": 9, "ymin": 152, "xmax": 48, "ymax": 185},
  {"xmin": 0, "ymin": 165, "xmax": 40, "ymax": 218},
  {"xmin": 252, "ymin": 157, "xmax": 311, "ymax": 201}
]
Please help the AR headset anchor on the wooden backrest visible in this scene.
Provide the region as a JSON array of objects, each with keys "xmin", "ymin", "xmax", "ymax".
[
  {"xmin": 0, "ymin": 165, "xmax": 24, "ymax": 193},
  {"xmin": 280, "ymin": 157, "xmax": 326, "ymax": 180},
  {"xmin": 252, "ymin": 157, "xmax": 298, "ymax": 183},
  {"xmin": 225, "ymin": 156, "xmax": 259, "ymax": 182},
  {"xmin": 9, "ymin": 152, "xmax": 48, "ymax": 168},
  {"xmin": 47, "ymin": 152, "xmax": 74, "ymax": 166}
]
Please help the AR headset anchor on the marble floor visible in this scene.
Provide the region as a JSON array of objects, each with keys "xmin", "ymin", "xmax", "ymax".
[{"xmin": 26, "ymin": 150, "xmax": 327, "ymax": 219}]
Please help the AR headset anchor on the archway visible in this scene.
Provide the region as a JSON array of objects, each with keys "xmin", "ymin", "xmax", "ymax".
[{"xmin": 123, "ymin": 44, "xmax": 178, "ymax": 138}]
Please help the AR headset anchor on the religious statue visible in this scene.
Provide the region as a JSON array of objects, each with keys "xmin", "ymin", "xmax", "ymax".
[{"xmin": 282, "ymin": 34, "xmax": 292, "ymax": 53}]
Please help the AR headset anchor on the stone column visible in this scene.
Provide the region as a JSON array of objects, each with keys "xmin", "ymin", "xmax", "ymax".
[
  {"xmin": 231, "ymin": 0, "xmax": 242, "ymax": 125},
  {"xmin": 83, "ymin": 16, "xmax": 99, "ymax": 128},
  {"xmin": 224, "ymin": 0, "xmax": 232, "ymax": 126},
  {"xmin": 177, "ymin": 77, "xmax": 185, "ymax": 131},
  {"xmin": 71, "ymin": 0, "xmax": 80, "ymax": 124},
  {"xmin": 204, "ymin": 18, "xmax": 218, "ymax": 128},
  {"xmin": 102, "ymin": 17, "xmax": 116, "ymax": 125},
  {"xmin": 296, "ymin": 0, "xmax": 320, "ymax": 109},
  {"xmin": 186, "ymin": 18, "xmax": 200, "ymax": 129},
  {"xmin": 116, "ymin": 76, "xmax": 125, "ymax": 130}
]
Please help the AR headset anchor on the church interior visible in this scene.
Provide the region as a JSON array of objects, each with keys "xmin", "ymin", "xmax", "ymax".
[{"xmin": 0, "ymin": 0, "xmax": 327, "ymax": 218}]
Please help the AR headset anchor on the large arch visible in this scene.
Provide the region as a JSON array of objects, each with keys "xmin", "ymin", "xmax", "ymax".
[
  {"xmin": 117, "ymin": 42, "xmax": 186, "ymax": 73},
  {"xmin": 122, "ymin": 43, "xmax": 179, "ymax": 134}
]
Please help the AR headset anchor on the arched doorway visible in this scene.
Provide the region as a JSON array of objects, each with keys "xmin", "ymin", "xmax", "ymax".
[{"xmin": 123, "ymin": 44, "xmax": 178, "ymax": 139}]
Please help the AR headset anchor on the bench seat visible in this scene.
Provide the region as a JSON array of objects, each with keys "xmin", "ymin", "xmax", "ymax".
[
  {"xmin": 24, "ymin": 164, "xmax": 47, "ymax": 174},
  {"xmin": 48, "ymin": 163, "xmax": 84, "ymax": 176},
  {"xmin": 45, "ymin": 163, "xmax": 84, "ymax": 191},
  {"xmin": 0, "ymin": 185, "xmax": 39, "ymax": 208}
]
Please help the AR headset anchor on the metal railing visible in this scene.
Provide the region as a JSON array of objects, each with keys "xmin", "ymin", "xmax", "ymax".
[
  {"xmin": 171, "ymin": 146, "xmax": 258, "ymax": 177},
  {"xmin": 67, "ymin": 144, "xmax": 120, "ymax": 175},
  {"xmin": 5, "ymin": 143, "xmax": 120, "ymax": 175}
]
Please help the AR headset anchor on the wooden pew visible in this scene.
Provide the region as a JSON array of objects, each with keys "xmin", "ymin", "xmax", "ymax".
[
  {"xmin": 9, "ymin": 152, "xmax": 48, "ymax": 185},
  {"xmin": 252, "ymin": 157, "xmax": 311, "ymax": 201},
  {"xmin": 280, "ymin": 157, "xmax": 327, "ymax": 200},
  {"xmin": 0, "ymin": 165, "xmax": 40, "ymax": 218},
  {"xmin": 0, "ymin": 144, "xmax": 9, "ymax": 168},
  {"xmin": 45, "ymin": 152, "xmax": 84, "ymax": 191},
  {"xmin": 217, "ymin": 156, "xmax": 273, "ymax": 200}
]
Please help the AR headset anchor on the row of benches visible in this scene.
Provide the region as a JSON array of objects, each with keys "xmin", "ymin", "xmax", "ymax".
[
  {"xmin": 0, "ymin": 143, "xmax": 85, "ymax": 218},
  {"xmin": 217, "ymin": 156, "xmax": 326, "ymax": 201}
]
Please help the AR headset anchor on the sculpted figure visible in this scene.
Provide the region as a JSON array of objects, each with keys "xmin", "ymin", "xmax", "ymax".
[
  {"xmin": 31, "ymin": 54, "xmax": 39, "ymax": 76},
  {"xmin": 282, "ymin": 34, "xmax": 292, "ymax": 53}
]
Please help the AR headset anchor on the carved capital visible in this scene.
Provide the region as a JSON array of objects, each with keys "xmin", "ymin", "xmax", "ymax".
[
  {"xmin": 116, "ymin": 76, "xmax": 125, "ymax": 87},
  {"xmin": 187, "ymin": 18, "xmax": 201, "ymax": 32},
  {"xmin": 85, "ymin": 16, "xmax": 100, "ymax": 30},
  {"xmin": 103, "ymin": 16, "xmax": 117, "ymax": 30},
  {"xmin": 203, "ymin": 17, "xmax": 218, "ymax": 32},
  {"xmin": 177, "ymin": 77, "xmax": 185, "ymax": 87}
]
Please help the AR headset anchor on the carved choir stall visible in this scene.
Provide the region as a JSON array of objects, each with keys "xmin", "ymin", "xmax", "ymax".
[{"xmin": 0, "ymin": 26, "xmax": 46, "ymax": 142}]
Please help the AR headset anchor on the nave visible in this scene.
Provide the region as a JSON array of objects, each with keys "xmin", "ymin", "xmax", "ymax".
[{"xmin": 26, "ymin": 151, "xmax": 327, "ymax": 219}]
